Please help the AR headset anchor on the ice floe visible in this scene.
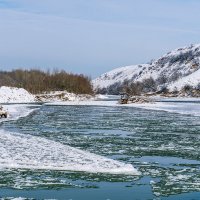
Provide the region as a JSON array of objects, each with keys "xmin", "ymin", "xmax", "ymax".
[{"xmin": 0, "ymin": 129, "xmax": 139, "ymax": 175}]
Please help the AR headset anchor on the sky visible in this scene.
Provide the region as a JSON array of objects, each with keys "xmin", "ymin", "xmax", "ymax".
[{"xmin": 0, "ymin": 0, "xmax": 200, "ymax": 78}]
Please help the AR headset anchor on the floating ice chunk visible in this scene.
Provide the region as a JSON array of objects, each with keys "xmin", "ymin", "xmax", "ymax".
[{"xmin": 0, "ymin": 130, "xmax": 139, "ymax": 175}]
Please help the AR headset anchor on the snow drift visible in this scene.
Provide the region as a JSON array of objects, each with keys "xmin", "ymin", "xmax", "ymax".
[
  {"xmin": 0, "ymin": 87, "xmax": 95, "ymax": 103},
  {"xmin": 35, "ymin": 91, "xmax": 94, "ymax": 102},
  {"xmin": 0, "ymin": 86, "xmax": 35, "ymax": 103}
]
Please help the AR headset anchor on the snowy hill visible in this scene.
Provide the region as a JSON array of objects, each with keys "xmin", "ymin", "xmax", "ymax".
[
  {"xmin": 93, "ymin": 44, "xmax": 200, "ymax": 96},
  {"xmin": 0, "ymin": 86, "xmax": 95, "ymax": 103},
  {"xmin": 0, "ymin": 86, "xmax": 35, "ymax": 103}
]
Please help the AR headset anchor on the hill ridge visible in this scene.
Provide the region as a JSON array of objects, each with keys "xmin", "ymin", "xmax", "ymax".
[{"xmin": 93, "ymin": 43, "xmax": 200, "ymax": 96}]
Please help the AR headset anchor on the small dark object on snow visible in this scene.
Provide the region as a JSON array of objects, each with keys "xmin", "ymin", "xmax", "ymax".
[{"xmin": 0, "ymin": 106, "xmax": 8, "ymax": 118}]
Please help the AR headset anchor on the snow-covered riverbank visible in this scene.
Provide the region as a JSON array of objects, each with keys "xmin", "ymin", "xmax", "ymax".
[
  {"xmin": 0, "ymin": 104, "xmax": 39, "ymax": 122},
  {"xmin": 1, "ymin": 84, "xmax": 200, "ymax": 118},
  {"xmin": 0, "ymin": 87, "xmax": 35, "ymax": 103},
  {"xmin": 0, "ymin": 86, "xmax": 101, "ymax": 103},
  {"xmin": 45, "ymin": 98, "xmax": 200, "ymax": 117}
]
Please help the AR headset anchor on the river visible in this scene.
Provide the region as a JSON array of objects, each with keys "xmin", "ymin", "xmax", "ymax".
[{"xmin": 0, "ymin": 98, "xmax": 200, "ymax": 199}]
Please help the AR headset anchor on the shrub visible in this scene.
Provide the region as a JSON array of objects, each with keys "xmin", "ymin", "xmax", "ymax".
[
  {"xmin": 142, "ymin": 77, "xmax": 157, "ymax": 93},
  {"xmin": 196, "ymin": 83, "xmax": 200, "ymax": 91},
  {"xmin": 183, "ymin": 84, "xmax": 193, "ymax": 92},
  {"xmin": 129, "ymin": 82, "xmax": 143, "ymax": 96}
]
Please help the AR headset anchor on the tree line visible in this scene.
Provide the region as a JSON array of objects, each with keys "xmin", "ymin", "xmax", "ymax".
[
  {"xmin": 97, "ymin": 74, "xmax": 200, "ymax": 97},
  {"xmin": 0, "ymin": 69, "xmax": 93, "ymax": 94}
]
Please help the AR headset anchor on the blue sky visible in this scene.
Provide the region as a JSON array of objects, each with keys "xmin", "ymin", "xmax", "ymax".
[{"xmin": 0, "ymin": 0, "xmax": 200, "ymax": 77}]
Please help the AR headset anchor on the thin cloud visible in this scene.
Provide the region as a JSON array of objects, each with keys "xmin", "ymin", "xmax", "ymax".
[{"xmin": 0, "ymin": 1, "xmax": 199, "ymax": 77}]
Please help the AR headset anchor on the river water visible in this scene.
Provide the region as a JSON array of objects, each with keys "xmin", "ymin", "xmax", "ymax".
[{"xmin": 0, "ymin": 99, "xmax": 200, "ymax": 200}]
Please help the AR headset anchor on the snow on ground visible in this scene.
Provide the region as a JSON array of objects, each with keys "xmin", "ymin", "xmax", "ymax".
[
  {"xmin": 0, "ymin": 86, "xmax": 35, "ymax": 103},
  {"xmin": 92, "ymin": 64, "xmax": 149, "ymax": 89},
  {"xmin": 36, "ymin": 91, "xmax": 111, "ymax": 102},
  {"xmin": 95, "ymin": 94, "xmax": 109, "ymax": 99},
  {"xmin": 36, "ymin": 91, "xmax": 94, "ymax": 102},
  {"xmin": 168, "ymin": 68, "xmax": 200, "ymax": 91},
  {"xmin": 129, "ymin": 102, "xmax": 200, "ymax": 116},
  {"xmin": 152, "ymin": 96, "xmax": 200, "ymax": 102},
  {"xmin": 0, "ymin": 104, "xmax": 39, "ymax": 122},
  {"xmin": 0, "ymin": 86, "xmax": 97, "ymax": 103},
  {"xmin": 36, "ymin": 91, "xmax": 96, "ymax": 102}
]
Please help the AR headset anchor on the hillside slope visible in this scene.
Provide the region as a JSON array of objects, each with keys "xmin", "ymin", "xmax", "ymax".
[{"xmin": 93, "ymin": 44, "xmax": 200, "ymax": 96}]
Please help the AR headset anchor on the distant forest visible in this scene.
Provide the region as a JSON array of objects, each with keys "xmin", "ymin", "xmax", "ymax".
[{"xmin": 0, "ymin": 69, "xmax": 93, "ymax": 94}]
